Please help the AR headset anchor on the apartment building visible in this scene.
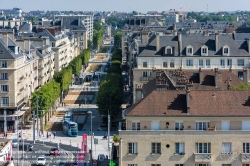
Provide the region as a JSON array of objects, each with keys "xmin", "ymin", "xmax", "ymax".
[
  {"xmin": 126, "ymin": 27, "xmax": 250, "ymax": 91},
  {"xmin": 54, "ymin": 15, "xmax": 93, "ymax": 50},
  {"xmin": 37, "ymin": 27, "xmax": 79, "ymax": 72},
  {"xmin": 0, "ymin": 31, "xmax": 39, "ymax": 133},
  {"xmin": 119, "ymin": 69, "xmax": 250, "ymax": 166},
  {"xmin": 15, "ymin": 37, "xmax": 56, "ymax": 87}
]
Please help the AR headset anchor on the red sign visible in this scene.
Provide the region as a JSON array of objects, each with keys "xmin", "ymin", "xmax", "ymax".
[
  {"xmin": 82, "ymin": 134, "xmax": 87, "ymax": 154},
  {"xmin": 77, "ymin": 152, "xmax": 85, "ymax": 166}
]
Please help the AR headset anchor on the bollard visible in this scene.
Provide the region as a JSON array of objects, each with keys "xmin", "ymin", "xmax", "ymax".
[
  {"xmin": 60, "ymin": 139, "xmax": 61, "ymax": 144},
  {"xmin": 58, "ymin": 143, "xmax": 60, "ymax": 149},
  {"xmin": 70, "ymin": 140, "xmax": 71, "ymax": 146}
]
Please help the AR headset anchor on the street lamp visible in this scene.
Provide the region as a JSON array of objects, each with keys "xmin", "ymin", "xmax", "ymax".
[
  {"xmin": 87, "ymin": 111, "xmax": 92, "ymax": 166},
  {"xmin": 102, "ymin": 96, "xmax": 111, "ymax": 162}
]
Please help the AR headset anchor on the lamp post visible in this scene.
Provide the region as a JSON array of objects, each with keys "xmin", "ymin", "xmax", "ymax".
[
  {"xmin": 87, "ymin": 111, "xmax": 92, "ymax": 166},
  {"xmin": 36, "ymin": 97, "xmax": 39, "ymax": 137},
  {"xmin": 102, "ymin": 96, "xmax": 111, "ymax": 162}
]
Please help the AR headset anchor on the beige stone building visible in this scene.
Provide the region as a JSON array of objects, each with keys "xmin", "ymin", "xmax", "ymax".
[
  {"xmin": 119, "ymin": 69, "xmax": 250, "ymax": 166},
  {"xmin": 0, "ymin": 30, "xmax": 39, "ymax": 132}
]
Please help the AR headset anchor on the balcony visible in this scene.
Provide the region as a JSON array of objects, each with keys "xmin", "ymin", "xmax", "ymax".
[
  {"xmin": 19, "ymin": 87, "xmax": 24, "ymax": 92},
  {"xmin": 194, "ymin": 153, "xmax": 212, "ymax": 162},
  {"xmin": 241, "ymin": 153, "xmax": 250, "ymax": 162},
  {"xmin": 140, "ymin": 76, "xmax": 153, "ymax": 82},
  {"xmin": 38, "ymin": 76, "xmax": 44, "ymax": 80}
]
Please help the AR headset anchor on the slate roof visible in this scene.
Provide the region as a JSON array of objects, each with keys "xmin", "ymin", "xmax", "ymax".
[{"xmin": 0, "ymin": 37, "xmax": 24, "ymax": 59}]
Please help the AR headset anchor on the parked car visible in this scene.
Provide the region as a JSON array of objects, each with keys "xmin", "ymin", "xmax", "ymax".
[
  {"xmin": 98, "ymin": 154, "xmax": 105, "ymax": 161},
  {"xmin": 36, "ymin": 156, "xmax": 46, "ymax": 165},
  {"xmin": 49, "ymin": 147, "xmax": 60, "ymax": 155},
  {"xmin": 70, "ymin": 161, "xmax": 78, "ymax": 166}
]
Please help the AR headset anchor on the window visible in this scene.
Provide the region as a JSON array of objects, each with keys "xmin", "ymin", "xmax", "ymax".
[
  {"xmin": 237, "ymin": 59, "xmax": 244, "ymax": 66},
  {"xmin": 222, "ymin": 164, "xmax": 231, "ymax": 166},
  {"xmin": 196, "ymin": 143, "xmax": 211, "ymax": 153},
  {"xmin": 1, "ymin": 61, "xmax": 7, "ymax": 68},
  {"xmin": 222, "ymin": 143, "xmax": 231, "ymax": 154},
  {"xmin": 170, "ymin": 61, "xmax": 175, "ymax": 68},
  {"xmin": 1, "ymin": 85, "xmax": 8, "ymax": 92},
  {"xmin": 132, "ymin": 122, "xmax": 140, "ymax": 130},
  {"xmin": 243, "ymin": 164, "xmax": 250, "ymax": 166},
  {"xmin": 52, "ymin": 42, "xmax": 55, "ymax": 47},
  {"xmin": 0, "ymin": 50, "xmax": 3, "ymax": 54},
  {"xmin": 0, "ymin": 73, "xmax": 8, "ymax": 80},
  {"xmin": 142, "ymin": 71, "xmax": 148, "ymax": 77},
  {"xmin": 175, "ymin": 164, "xmax": 184, "ymax": 166},
  {"xmin": 175, "ymin": 143, "xmax": 185, "ymax": 154},
  {"xmin": 195, "ymin": 164, "xmax": 211, "ymax": 166},
  {"xmin": 186, "ymin": 60, "xmax": 193, "ymax": 66},
  {"xmin": 166, "ymin": 48, "xmax": 171, "ymax": 54},
  {"xmin": 227, "ymin": 59, "xmax": 232, "ymax": 67},
  {"xmin": 163, "ymin": 62, "xmax": 167, "ymax": 68},
  {"xmin": 187, "ymin": 48, "xmax": 192, "ymax": 54},
  {"xmin": 224, "ymin": 48, "xmax": 229, "ymax": 54},
  {"xmin": 128, "ymin": 143, "xmax": 137, "ymax": 154},
  {"xmin": 196, "ymin": 122, "xmax": 209, "ymax": 130},
  {"xmin": 151, "ymin": 165, "xmax": 161, "ymax": 166},
  {"xmin": 151, "ymin": 143, "xmax": 161, "ymax": 154},
  {"xmin": 243, "ymin": 143, "xmax": 250, "ymax": 153},
  {"xmin": 143, "ymin": 62, "xmax": 147, "ymax": 68},
  {"xmin": 205, "ymin": 59, "xmax": 210, "ymax": 68},
  {"xmin": 1, "ymin": 97, "xmax": 9, "ymax": 106},
  {"xmin": 128, "ymin": 165, "xmax": 137, "ymax": 166},
  {"xmin": 175, "ymin": 122, "xmax": 184, "ymax": 130},
  {"xmin": 202, "ymin": 48, "xmax": 207, "ymax": 54},
  {"xmin": 220, "ymin": 59, "xmax": 225, "ymax": 68},
  {"xmin": 199, "ymin": 60, "xmax": 204, "ymax": 67}
]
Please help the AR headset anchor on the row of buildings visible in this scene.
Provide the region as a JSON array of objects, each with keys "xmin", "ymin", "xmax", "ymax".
[
  {"xmin": 118, "ymin": 15, "xmax": 250, "ymax": 166},
  {"xmin": 0, "ymin": 15, "xmax": 93, "ymax": 134}
]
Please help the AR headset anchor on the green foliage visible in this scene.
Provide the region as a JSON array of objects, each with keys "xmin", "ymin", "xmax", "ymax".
[
  {"xmin": 113, "ymin": 134, "xmax": 119, "ymax": 143},
  {"xmin": 187, "ymin": 12, "xmax": 237, "ymax": 22},
  {"xmin": 30, "ymin": 80, "xmax": 60, "ymax": 117},
  {"xmin": 97, "ymin": 49, "xmax": 123, "ymax": 116},
  {"xmin": 93, "ymin": 22, "xmax": 105, "ymax": 49},
  {"xmin": 87, "ymin": 40, "xmax": 93, "ymax": 49},
  {"xmin": 80, "ymin": 49, "xmax": 91, "ymax": 65},
  {"xmin": 53, "ymin": 66, "xmax": 72, "ymax": 91},
  {"xmin": 106, "ymin": 16, "xmax": 127, "ymax": 29},
  {"xmin": 69, "ymin": 56, "xmax": 82, "ymax": 75},
  {"xmin": 114, "ymin": 30, "xmax": 122, "ymax": 49},
  {"xmin": 231, "ymin": 83, "xmax": 250, "ymax": 90}
]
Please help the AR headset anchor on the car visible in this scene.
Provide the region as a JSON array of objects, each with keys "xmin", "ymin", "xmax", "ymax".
[
  {"xmin": 59, "ymin": 162, "xmax": 65, "ymax": 166},
  {"xmin": 49, "ymin": 147, "xmax": 60, "ymax": 155},
  {"xmin": 98, "ymin": 154, "xmax": 105, "ymax": 162},
  {"xmin": 12, "ymin": 139, "xmax": 18, "ymax": 148},
  {"xmin": 36, "ymin": 156, "xmax": 46, "ymax": 165}
]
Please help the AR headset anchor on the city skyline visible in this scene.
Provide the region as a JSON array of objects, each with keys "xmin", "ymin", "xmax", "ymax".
[{"xmin": 0, "ymin": 0, "xmax": 250, "ymax": 13}]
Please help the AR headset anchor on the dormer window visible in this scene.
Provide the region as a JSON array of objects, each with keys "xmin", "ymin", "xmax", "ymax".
[
  {"xmin": 186, "ymin": 45, "xmax": 193, "ymax": 56},
  {"xmin": 223, "ymin": 45, "xmax": 229, "ymax": 56},
  {"xmin": 201, "ymin": 45, "xmax": 208, "ymax": 56},
  {"xmin": 165, "ymin": 46, "xmax": 172, "ymax": 54}
]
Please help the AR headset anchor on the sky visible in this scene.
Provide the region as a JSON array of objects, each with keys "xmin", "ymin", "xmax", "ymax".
[{"xmin": 0, "ymin": 0, "xmax": 250, "ymax": 13}]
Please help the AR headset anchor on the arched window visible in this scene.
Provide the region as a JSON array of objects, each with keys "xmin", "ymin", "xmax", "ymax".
[
  {"xmin": 186, "ymin": 45, "xmax": 193, "ymax": 56},
  {"xmin": 223, "ymin": 45, "xmax": 230, "ymax": 56},
  {"xmin": 165, "ymin": 46, "xmax": 172, "ymax": 54}
]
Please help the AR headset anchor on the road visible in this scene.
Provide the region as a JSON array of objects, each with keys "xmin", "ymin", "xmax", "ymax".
[{"xmin": 12, "ymin": 141, "xmax": 77, "ymax": 166}]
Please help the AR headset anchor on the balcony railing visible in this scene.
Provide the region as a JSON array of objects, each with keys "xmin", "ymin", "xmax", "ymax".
[
  {"xmin": 194, "ymin": 153, "xmax": 212, "ymax": 162},
  {"xmin": 241, "ymin": 153, "xmax": 250, "ymax": 162},
  {"xmin": 140, "ymin": 76, "xmax": 153, "ymax": 82}
]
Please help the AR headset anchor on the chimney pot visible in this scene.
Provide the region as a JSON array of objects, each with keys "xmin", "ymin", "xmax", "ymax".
[{"xmin": 186, "ymin": 86, "xmax": 190, "ymax": 115}]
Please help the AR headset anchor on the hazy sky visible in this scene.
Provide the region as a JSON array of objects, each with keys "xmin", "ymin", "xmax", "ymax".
[{"xmin": 0, "ymin": 0, "xmax": 250, "ymax": 13}]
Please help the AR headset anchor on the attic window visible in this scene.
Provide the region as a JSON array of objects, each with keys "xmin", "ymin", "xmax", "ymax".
[
  {"xmin": 202, "ymin": 48, "xmax": 207, "ymax": 54},
  {"xmin": 223, "ymin": 45, "xmax": 229, "ymax": 56},
  {"xmin": 165, "ymin": 46, "xmax": 172, "ymax": 54},
  {"xmin": 0, "ymin": 50, "xmax": 3, "ymax": 54},
  {"xmin": 224, "ymin": 48, "xmax": 228, "ymax": 54}
]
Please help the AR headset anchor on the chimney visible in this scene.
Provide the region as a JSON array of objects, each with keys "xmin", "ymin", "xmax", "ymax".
[
  {"xmin": 243, "ymin": 68, "xmax": 249, "ymax": 83},
  {"xmin": 2, "ymin": 33, "xmax": 8, "ymax": 46},
  {"xmin": 156, "ymin": 33, "xmax": 160, "ymax": 51},
  {"xmin": 135, "ymin": 85, "xmax": 143, "ymax": 103},
  {"xmin": 178, "ymin": 32, "xmax": 182, "ymax": 55},
  {"xmin": 247, "ymin": 39, "xmax": 250, "ymax": 54},
  {"xmin": 186, "ymin": 86, "xmax": 190, "ymax": 115},
  {"xmin": 203, "ymin": 31, "xmax": 208, "ymax": 36},
  {"xmin": 141, "ymin": 28, "xmax": 149, "ymax": 45},
  {"xmin": 215, "ymin": 33, "xmax": 219, "ymax": 52},
  {"xmin": 233, "ymin": 31, "xmax": 236, "ymax": 40},
  {"xmin": 173, "ymin": 30, "xmax": 177, "ymax": 36},
  {"xmin": 173, "ymin": 23, "xmax": 176, "ymax": 31},
  {"xmin": 199, "ymin": 68, "xmax": 202, "ymax": 84},
  {"xmin": 214, "ymin": 68, "xmax": 219, "ymax": 88}
]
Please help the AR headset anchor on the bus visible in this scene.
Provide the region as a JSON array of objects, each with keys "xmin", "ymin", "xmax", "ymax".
[
  {"xmin": 62, "ymin": 121, "xmax": 78, "ymax": 137},
  {"xmin": 64, "ymin": 111, "xmax": 74, "ymax": 121}
]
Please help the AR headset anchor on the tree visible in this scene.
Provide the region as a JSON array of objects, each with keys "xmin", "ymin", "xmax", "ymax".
[
  {"xmin": 87, "ymin": 40, "xmax": 93, "ymax": 49},
  {"xmin": 94, "ymin": 22, "xmax": 103, "ymax": 31},
  {"xmin": 114, "ymin": 30, "xmax": 122, "ymax": 49}
]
